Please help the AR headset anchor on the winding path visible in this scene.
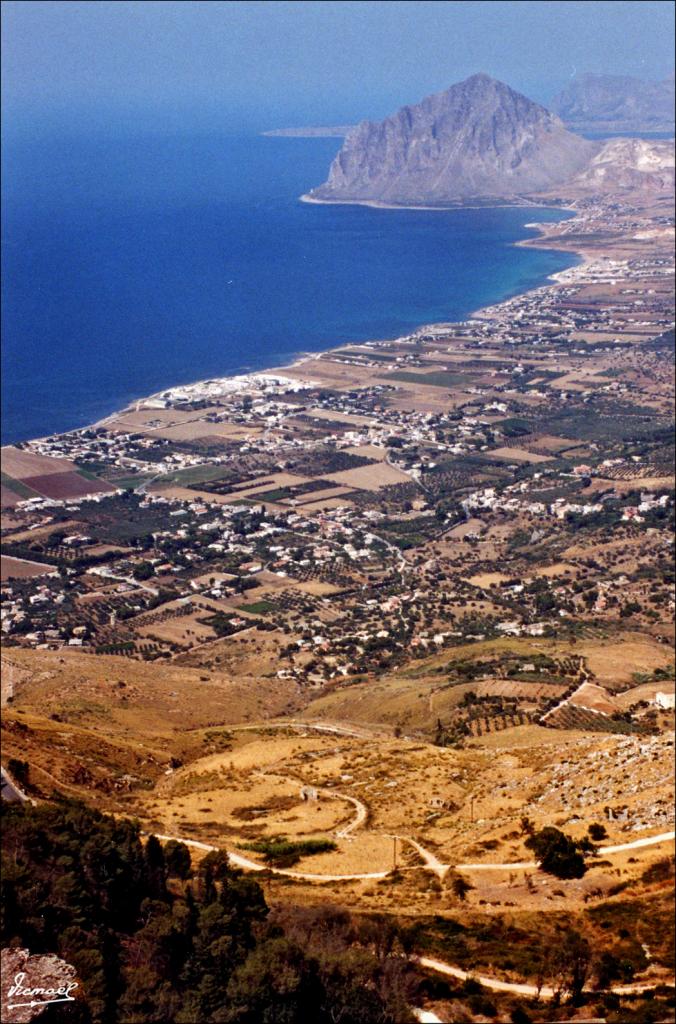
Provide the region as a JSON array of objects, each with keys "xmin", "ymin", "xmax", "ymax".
[
  {"xmin": 417, "ymin": 956, "xmax": 674, "ymax": 1000},
  {"xmin": 455, "ymin": 831, "xmax": 676, "ymax": 872},
  {"xmin": 151, "ymin": 827, "xmax": 675, "ymax": 885},
  {"xmin": 152, "ymin": 834, "xmax": 389, "ymax": 881}
]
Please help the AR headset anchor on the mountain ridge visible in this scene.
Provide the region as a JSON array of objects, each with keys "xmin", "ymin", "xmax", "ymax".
[{"xmin": 551, "ymin": 72, "xmax": 675, "ymax": 131}]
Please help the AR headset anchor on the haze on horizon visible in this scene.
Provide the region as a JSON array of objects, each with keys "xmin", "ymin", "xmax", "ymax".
[{"xmin": 2, "ymin": 0, "xmax": 675, "ymax": 135}]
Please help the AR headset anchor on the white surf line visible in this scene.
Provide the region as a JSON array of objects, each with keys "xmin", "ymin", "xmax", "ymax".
[{"xmin": 455, "ymin": 830, "xmax": 675, "ymax": 872}]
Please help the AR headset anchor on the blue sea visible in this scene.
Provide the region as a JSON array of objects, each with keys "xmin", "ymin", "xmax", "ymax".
[{"xmin": 1, "ymin": 132, "xmax": 577, "ymax": 444}]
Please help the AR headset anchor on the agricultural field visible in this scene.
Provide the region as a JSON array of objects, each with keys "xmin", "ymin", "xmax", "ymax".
[
  {"xmin": 1, "ymin": 445, "xmax": 114, "ymax": 505},
  {"xmin": 0, "ymin": 555, "xmax": 57, "ymax": 581}
]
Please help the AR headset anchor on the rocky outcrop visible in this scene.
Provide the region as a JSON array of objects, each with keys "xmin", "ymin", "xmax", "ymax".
[
  {"xmin": 569, "ymin": 137, "xmax": 675, "ymax": 192},
  {"xmin": 303, "ymin": 74, "xmax": 597, "ymax": 206}
]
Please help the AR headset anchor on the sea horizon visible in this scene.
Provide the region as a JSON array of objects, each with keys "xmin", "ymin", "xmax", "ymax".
[{"xmin": 1, "ymin": 130, "xmax": 578, "ymax": 445}]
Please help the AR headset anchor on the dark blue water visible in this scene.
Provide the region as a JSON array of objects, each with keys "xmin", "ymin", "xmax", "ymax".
[{"xmin": 2, "ymin": 132, "xmax": 576, "ymax": 443}]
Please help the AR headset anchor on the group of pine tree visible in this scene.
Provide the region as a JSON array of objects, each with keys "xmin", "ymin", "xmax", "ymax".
[{"xmin": 1, "ymin": 801, "xmax": 418, "ymax": 1023}]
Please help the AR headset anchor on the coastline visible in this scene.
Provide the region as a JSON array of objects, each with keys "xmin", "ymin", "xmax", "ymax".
[
  {"xmin": 299, "ymin": 191, "xmax": 556, "ymax": 212},
  {"xmin": 5, "ymin": 203, "xmax": 582, "ymax": 451}
]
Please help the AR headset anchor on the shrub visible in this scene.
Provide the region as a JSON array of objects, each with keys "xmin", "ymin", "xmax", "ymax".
[{"xmin": 525, "ymin": 827, "xmax": 587, "ymax": 879}]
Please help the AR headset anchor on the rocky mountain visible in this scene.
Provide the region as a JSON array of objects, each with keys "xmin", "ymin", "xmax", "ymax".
[
  {"xmin": 303, "ymin": 73, "xmax": 597, "ymax": 206},
  {"xmin": 551, "ymin": 72, "xmax": 675, "ymax": 131}
]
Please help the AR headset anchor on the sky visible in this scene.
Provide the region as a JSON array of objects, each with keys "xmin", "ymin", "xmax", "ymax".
[{"xmin": 2, "ymin": 0, "xmax": 675, "ymax": 132}]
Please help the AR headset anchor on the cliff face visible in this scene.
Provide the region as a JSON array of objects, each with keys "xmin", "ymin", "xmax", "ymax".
[
  {"xmin": 305, "ymin": 74, "xmax": 597, "ymax": 205},
  {"xmin": 551, "ymin": 73, "xmax": 675, "ymax": 131}
]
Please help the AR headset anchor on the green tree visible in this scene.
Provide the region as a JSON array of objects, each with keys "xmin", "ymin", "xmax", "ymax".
[
  {"xmin": 164, "ymin": 839, "xmax": 192, "ymax": 879},
  {"xmin": 525, "ymin": 827, "xmax": 587, "ymax": 879},
  {"xmin": 550, "ymin": 929, "xmax": 592, "ymax": 1004}
]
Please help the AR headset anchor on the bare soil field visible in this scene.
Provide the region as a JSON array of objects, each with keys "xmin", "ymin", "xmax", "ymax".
[
  {"xmin": 295, "ymin": 580, "xmax": 344, "ymax": 596},
  {"xmin": 203, "ymin": 472, "xmax": 312, "ymax": 503},
  {"xmin": 532, "ymin": 562, "xmax": 578, "ymax": 578},
  {"xmin": 298, "ymin": 496, "xmax": 356, "ymax": 512},
  {"xmin": 487, "ymin": 447, "xmax": 553, "ymax": 463},
  {"xmin": 466, "ymin": 571, "xmax": 513, "ymax": 587},
  {"xmin": 615, "ymin": 680, "xmax": 675, "ymax": 710},
  {"xmin": 523, "ymin": 435, "xmax": 579, "ymax": 453},
  {"xmin": 0, "ymin": 485, "xmax": 28, "ymax": 508},
  {"xmin": 444, "ymin": 517, "xmax": 485, "ymax": 538},
  {"xmin": 575, "ymin": 635, "xmax": 674, "ymax": 687},
  {"xmin": 586, "ymin": 475, "xmax": 674, "ymax": 494},
  {"xmin": 323, "ymin": 463, "xmax": 411, "ymax": 489},
  {"xmin": 0, "ymin": 555, "xmax": 57, "ymax": 581},
  {"xmin": 20, "ymin": 470, "xmax": 115, "ymax": 500},
  {"xmin": 2, "ymin": 446, "xmax": 75, "ymax": 478},
  {"xmin": 107, "ymin": 406, "xmax": 225, "ymax": 430},
  {"xmin": 344, "ymin": 444, "xmax": 387, "ymax": 461},
  {"xmin": 288, "ymin": 485, "xmax": 355, "ymax": 505},
  {"xmin": 2, "ymin": 520, "xmax": 84, "ymax": 544},
  {"xmin": 151, "ymin": 420, "xmax": 263, "ymax": 442}
]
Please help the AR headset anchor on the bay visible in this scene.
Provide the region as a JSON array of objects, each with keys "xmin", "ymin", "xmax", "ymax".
[{"xmin": 1, "ymin": 132, "xmax": 576, "ymax": 443}]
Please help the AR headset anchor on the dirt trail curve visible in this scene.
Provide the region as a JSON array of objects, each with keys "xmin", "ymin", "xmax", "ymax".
[
  {"xmin": 152, "ymin": 833, "xmax": 389, "ymax": 881},
  {"xmin": 333, "ymin": 792, "xmax": 368, "ymax": 839},
  {"xmin": 418, "ymin": 956, "xmax": 675, "ymax": 1000},
  {"xmin": 235, "ymin": 719, "xmax": 377, "ymax": 740},
  {"xmin": 394, "ymin": 835, "xmax": 448, "ymax": 879},
  {"xmin": 456, "ymin": 830, "xmax": 675, "ymax": 872}
]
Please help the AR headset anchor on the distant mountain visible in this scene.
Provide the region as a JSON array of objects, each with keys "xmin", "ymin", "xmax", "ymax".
[
  {"xmin": 551, "ymin": 73, "xmax": 675, "ymax": 131},
  {"xmin": 303, "ymin": 74, "xmax": 597, "ymax": 206},
  {"xmin": 262, "ymin": 125, "xmax": 355, "ymax": 138}
]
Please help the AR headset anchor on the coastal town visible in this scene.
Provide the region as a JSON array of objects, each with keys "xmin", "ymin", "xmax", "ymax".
[{"xmin": 3, "ymin": 190, "xmax": 674, "ymax": 683}]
